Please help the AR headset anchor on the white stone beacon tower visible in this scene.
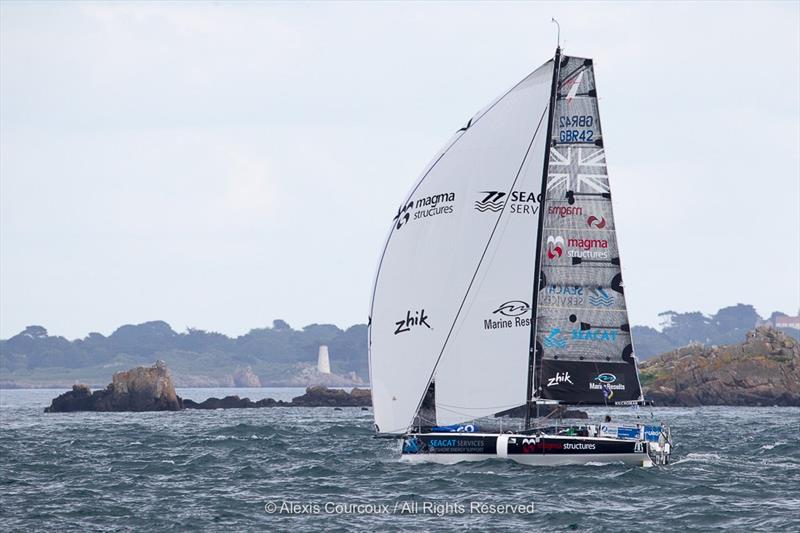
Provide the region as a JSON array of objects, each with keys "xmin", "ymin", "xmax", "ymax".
[{"xmin": 317, "ymin": 345, "xmax": 331, "ymax": 374}]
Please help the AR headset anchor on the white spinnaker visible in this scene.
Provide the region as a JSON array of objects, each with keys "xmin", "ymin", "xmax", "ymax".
[
  {"xmin": 434, "ymin": 114, "xmax": 550, "ymax": 425},
  {"xmin": 368, "ymin": 61, "xmax": 553, "ymax": 434}
]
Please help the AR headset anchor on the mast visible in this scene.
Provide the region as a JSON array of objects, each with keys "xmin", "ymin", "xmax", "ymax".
[{"xmin": 525, "ymin": 46, "xmax": 561, "ymax": 429}]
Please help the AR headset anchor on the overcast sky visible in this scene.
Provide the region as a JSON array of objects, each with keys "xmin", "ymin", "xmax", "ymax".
[{"xmin": 1, "ymin": 1, "xmax": 798, "ymax": 339}]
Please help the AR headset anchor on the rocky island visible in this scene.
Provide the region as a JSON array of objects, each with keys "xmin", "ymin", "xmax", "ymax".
[
  {"xmin": 640, "ymin": 327, "xmax": 800, "ymax": 406},
  {"xmin": 45, "ymin": 360, "xmax": 182, "ymax": 412},
  {"xmin": 45, "ymin": 361, "xmax": 372, "ymax": 413}
]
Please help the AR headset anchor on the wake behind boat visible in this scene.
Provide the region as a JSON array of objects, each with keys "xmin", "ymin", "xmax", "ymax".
[{"xmin": 368, "ymin": 43, "xmax": 672, "ymax": 467}]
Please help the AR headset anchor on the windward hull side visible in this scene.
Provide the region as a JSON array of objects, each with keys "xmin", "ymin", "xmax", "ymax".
[{"xmin": 400, "ymin": 433, "xmax": 655, "ymax": 467}]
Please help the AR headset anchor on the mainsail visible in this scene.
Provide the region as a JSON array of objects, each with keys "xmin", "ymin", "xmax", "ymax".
[
  {"xmin": 369, "ymin": 61, "xmax": 554, "ymax": 433},
  {"xmin": 532, "ymin": 54, "xmax": 644, "ymax": 405}
]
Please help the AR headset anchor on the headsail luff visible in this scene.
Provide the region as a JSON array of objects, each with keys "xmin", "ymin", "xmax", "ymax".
[{"xmin": 532, "ymin": 55, "xmax": 644, "ymax": 405}]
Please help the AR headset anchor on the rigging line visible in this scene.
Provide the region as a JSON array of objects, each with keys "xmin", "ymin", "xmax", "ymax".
[
  {"xmin": 366, "ymin": 61, "xmax": 555, "ymax": 389},
  {"xmin": 408, "ymin": 103, "xmax": 551, "ymax": 430}
]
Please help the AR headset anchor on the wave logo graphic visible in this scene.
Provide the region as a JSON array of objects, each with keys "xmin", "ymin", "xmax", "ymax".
[
  {"xmin": 543, "ymin": 328, "xmax": 567, "ymax": 348},
  {"xmin": 587, "ymin": 215, "xmax": 607, "ymax": 229},
  {"xmin": 493, "ymin": 300, "xmax": 530, "ymax": 317},
  {"xmin": 588, "ymin": 287, "xmax": 614, "ymax": 307},
  {"xmin": 594, "ymin": 373, "xmax": 617, "ymax": 384},
  {"xmin": 475, "ymin": 191, "xmax": 506, "ymax": 212},
  {"xmin": 402, "ymin": 436, "xmax": 422, "ymax": 454},
  {"xmin": 546, "ymin": 236, "xmax": 564, "ymax": 260}
]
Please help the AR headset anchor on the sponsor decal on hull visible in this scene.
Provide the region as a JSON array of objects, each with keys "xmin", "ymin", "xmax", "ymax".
[
  {"xmin": 508, "ymin": 437, "xmax": 640, "ymax": 455},
  {"xmin": 402, "ymin": 435, "xmax": 498, "ymax": 454}
]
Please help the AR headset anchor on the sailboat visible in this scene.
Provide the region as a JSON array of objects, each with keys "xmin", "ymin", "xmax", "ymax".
[{"xmin": 368, "ymin": 44, "xmax": 672, "ymax": 467}]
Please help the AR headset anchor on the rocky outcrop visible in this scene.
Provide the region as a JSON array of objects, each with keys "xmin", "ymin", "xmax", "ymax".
[
  {"xmin": 289, "ymin": 386, "xmax": 371, "ymax": 407},
  {"xmin": 232, "ymin": 366, "xmax": 262, "ymax": 387},
  {"xmin": 183, "ymin": 386, "xmax": 373, "ymax": 409},
  {"xmin": 640, "ymin": 327, "xmax": 800, "ymax": 406},
  {"xmin": 183, "ymin": 396, "xmax": 286, "ymax": 409},
  {"xmin": 45, "ymin": 361, "xmax": 182, "ymax": 412}
]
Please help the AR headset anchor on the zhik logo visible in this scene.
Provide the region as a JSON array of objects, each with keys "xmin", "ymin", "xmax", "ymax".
[
  {"xmin": 547, "ymin": 372, "xmax": 574, "ymax": 387},
  {"xmin": 394, "ymin": 309, "xmax": 432, "ymax": 335}
]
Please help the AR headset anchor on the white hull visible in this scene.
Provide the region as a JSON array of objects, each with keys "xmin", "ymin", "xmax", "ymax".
[
  {"xmin": 401, "ymin": 452, "xmax": 653, "ymax": 467},
  {"xmin": 399, "ymin": 430, "xmax": 670, "ymax": 467}
]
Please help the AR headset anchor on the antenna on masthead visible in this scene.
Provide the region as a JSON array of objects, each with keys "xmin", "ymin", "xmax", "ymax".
[{"xmin": 551, "ymin": 18, "xmax": 561, "ymax": 51}]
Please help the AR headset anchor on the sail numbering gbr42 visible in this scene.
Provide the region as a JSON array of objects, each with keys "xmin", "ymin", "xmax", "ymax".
[{"xmin": 368, "ymin": 46, "xmax": 672, "ymax": 467}]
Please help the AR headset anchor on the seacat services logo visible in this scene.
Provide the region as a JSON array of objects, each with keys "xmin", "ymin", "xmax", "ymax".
[
  {"xmin": 587, "ymin": 215, "xmax": 607, "ymax": 228},
  {"xmin": 402, "ymin": 435, "xmax": 423, "ymax": 453},
  {"xmin": 541, "ymin": 285, "xmax": 584, "ymax": 306},
  {"xmin": 547, "ymin": 371, "xmax": 573, "ymax": 387},
  {"xmin": 394, "ymin": 309, "xmax": 431, "ymax": 335},
  {"xmin": 571, "ymin": 329, "xmax": 618, "ymax": 342},
  {"xmin": 546, "ymin": 236, "xmax": 564, "ymax": 259},
  {"xmin": 588, "ymin": 287, "xmax": 614, "ymax": 307},
  {"xmin": 484, "ymin": 300, "xmax": 531, "ymax": 331},
  {"xmin": 475, "ymin": 191, "xmax": 540, "ymax": 215},
  {"xmin": 474, "ymin": 191, "xmax": 505, "ymax": 212},
  {"xmin": 543, "ymin": 328, "xmax": 567, "ymax": 348},
  {"xmin": 393, "ymin": 192, "xmax": 455, "ymax": 230}
]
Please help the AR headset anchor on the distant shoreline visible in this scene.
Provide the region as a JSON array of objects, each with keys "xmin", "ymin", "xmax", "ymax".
[{"xmin": 0, "ymin": 384, "xmax": 372, "ymax": 390}]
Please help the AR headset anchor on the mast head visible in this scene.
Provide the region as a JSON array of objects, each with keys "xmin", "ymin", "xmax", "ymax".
[{"xmin": 551, "ymin": 18, "xmax": 561, "ymax": 52}]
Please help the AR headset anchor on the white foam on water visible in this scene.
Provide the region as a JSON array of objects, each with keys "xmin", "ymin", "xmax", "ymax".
[{"xmin": 672, "ymin": 452, "xmax": 721, "ymax": 465}]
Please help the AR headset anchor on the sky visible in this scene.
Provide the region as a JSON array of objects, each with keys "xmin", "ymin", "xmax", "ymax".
[{"xmin": 1, "ymin": 1, "xmax": 798, "ymax": 340}]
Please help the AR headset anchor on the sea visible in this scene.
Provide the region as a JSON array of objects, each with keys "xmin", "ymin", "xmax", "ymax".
[{"xmin": 1, "ymin": 388, "xmax": 798, "ymax": 532}]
